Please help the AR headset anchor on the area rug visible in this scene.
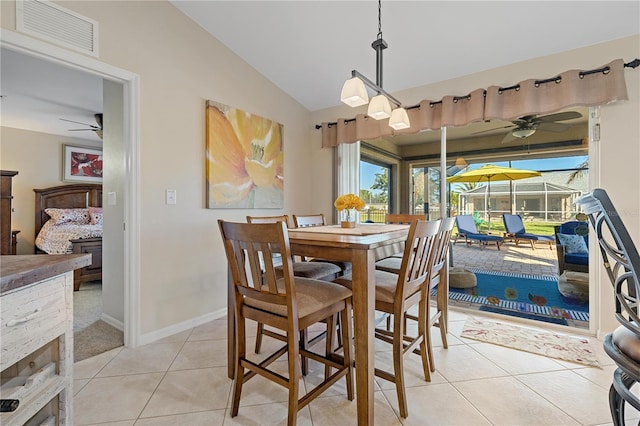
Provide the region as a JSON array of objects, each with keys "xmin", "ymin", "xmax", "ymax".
[
  {"xmin": 447, "ymin": 269, "xmax": 589, "ymax": 325},
  {"xmin": 74, "ymin": 320, "xmax": 124, "ymax": 362},
  {"xmin": 461, "ymin": 318, "xmax": 600, "ymax": 367},
  {"xmin": 73, "ymin": 281, "xmax": 124, "ymax": 362}
]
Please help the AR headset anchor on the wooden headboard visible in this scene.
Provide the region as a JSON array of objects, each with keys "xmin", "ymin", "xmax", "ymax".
[{"xmin": 34, "ymin": 184, "xmax": 103, "ymax": 237}]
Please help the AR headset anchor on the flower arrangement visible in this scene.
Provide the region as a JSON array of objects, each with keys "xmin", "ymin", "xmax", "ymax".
[{"xmin": 334, "ymin": 193, "xmax": 366, "ymax": 224}]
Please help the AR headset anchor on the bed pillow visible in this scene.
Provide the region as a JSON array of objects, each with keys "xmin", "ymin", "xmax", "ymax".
[
  {"xmin": 557, "ymin": 233, "xmax": 588, "ymax": 254},
  {"xmin": 45, "ymin": 208, "xmax": 90, "ymax": 225},
  {"xmin": 88, "ymin": 207, "xmax": 103, "ymax": 225}
]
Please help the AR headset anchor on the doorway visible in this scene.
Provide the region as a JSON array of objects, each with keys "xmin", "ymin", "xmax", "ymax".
[{"xmin": 1, "ymin": 30, "xmax": 140, "ymax": 347}]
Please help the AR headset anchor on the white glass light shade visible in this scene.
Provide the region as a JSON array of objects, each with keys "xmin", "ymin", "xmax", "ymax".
[
  {"xmin": 512, "ymin": 127, "xmax": 536, "ymax": 138},
  {"xmin": 340, "ymin": 77, "xmax": 369, "ymax": 107},
  {"xmin": 389, "ymin": 108, "xmax": 410, "ymax": 130},
  {"xmin": 367, "ymin": 95, "xmax": 392, "ymax": 120}
]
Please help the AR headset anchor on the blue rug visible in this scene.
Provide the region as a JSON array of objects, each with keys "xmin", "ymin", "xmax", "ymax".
[{"xmin": 446, "ymin": 270, "xmax": 589, "ymax": 324}]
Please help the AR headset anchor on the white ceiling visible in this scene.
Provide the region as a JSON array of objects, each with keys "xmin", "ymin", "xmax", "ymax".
[
  {"xmin": 1, "ymin": 47, "xmax": 104, "ymax": 142},
  {"xmin": 171, "ymin": 1, "xmax": 640, "ymax": 111},
  {"xmin": 1, "ymin": 1, "xmax": 638, "ymax": 144}
]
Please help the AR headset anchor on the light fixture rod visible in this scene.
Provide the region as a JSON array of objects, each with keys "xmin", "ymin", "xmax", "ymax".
[{"xmin": 351, "ymin": 69, "xmax": 402, "ymax": 108}]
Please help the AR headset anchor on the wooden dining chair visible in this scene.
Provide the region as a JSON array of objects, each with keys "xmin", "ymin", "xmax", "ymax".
[
  {"xmin": 219, "ymin": 220, "xmax": 354, "ymax": 426},
  {"xmin": 334, "ymin": 219, "xmax": 441, "ymax": 418},
  {"xmin": 247, "ymin": 214, "xmax": 343, "ymax": 372},
  {"xmin": 375, "ymin": 217, "xmax": 455, "ymax": 373},
  {"xmin": 293, "ymin": 213, "xmax": 352, "ymax": 274},
  {"xmin": 384, "ymin": 213, "xmax": 426, "ymax": 224}
]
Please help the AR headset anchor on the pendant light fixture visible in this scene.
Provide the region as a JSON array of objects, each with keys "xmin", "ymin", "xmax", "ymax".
[{"xmin": 340, "ymin": 0, "xmax": 410, "ymax": 130}]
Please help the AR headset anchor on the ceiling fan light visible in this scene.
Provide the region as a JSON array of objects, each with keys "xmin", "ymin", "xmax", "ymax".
[
  {"xmin": 512, "ymin": 127, "xmax": 536, "ymax": 139},
  {"xmin": 340, "ymin": 77, "xmax": 369, "ymax": 107},
  {"xmin": 455, "ymin": 156, "xmax": 468, "ymax": 168},
  {"xmin": 367, "ymin": 95, "xmax": 392, "ymax": 120},
  {"xmin": 389, "ymin": 107, "xmax": 410, "ymax": 130}
]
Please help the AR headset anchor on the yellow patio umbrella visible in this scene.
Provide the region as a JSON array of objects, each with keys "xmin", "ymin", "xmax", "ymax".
[{"xmin": 447, "ymin": 164, "xmax": 541, "ymax": 229}]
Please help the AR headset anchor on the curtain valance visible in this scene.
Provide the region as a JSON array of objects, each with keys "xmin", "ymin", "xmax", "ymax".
[{"xmin": 320, "ymin": 59, "xmax": 631, "ymax": 148}]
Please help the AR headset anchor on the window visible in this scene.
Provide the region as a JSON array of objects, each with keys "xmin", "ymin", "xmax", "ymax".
[{"xmin": 360, "ymin": 159, "xmax": 391, "ymax": 223}]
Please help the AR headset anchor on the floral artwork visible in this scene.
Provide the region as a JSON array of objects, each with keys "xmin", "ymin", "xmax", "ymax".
[
  {"xmin": 206, "ymin": 100, "xmax": 284, "ymax": 208},
  {"xmin": 62, "ymin": 145, "xmax": 103, "ymax": 183}
]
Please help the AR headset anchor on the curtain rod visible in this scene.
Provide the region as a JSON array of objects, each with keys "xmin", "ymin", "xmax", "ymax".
[{"xmin": 315, "ymin": 58, "xmax": 640, "ymax": 130}]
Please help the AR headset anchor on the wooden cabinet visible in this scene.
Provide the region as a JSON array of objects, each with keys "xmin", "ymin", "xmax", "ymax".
[
  {"xmin": 1, "ymin": 170, "xmax": 19, "ymax": 255},
  {"xmin": 1, "ymin": 254, "xmax": 91, "ymax": 425}
]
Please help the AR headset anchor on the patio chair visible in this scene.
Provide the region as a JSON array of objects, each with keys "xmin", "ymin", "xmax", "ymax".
[
  {"xmin": 575, "ymin": 189, "xmax": 640, "ymax": 425},
  {"xmin": 554, "ymin": 221, "xmax": 589, "ymax": 275},
  {"xmin": 454, "ymin": 214, "xmax": 503, "ymax": 250},
  {"xmin": 502, "ymin": 214, "xmax": 554, "ymax": 250}
]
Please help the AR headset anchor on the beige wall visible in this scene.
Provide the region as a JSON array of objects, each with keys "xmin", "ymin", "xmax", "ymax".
[
  {"xmin": 310, "ymin": 35, "xmax": 640, "ymax": 335},
  {"xmin": 2, "ymin": 0, "xmax": 638, "ymax": 339},
  {"xmin": 0, "ymin": 127, "xmax": 102, "ymax": 254},
  {"xmin": 1, "ymin": 0, "xmax": 315, "ymax": 338}
]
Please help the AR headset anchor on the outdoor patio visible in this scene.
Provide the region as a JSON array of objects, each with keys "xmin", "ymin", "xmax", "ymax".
[{"xmin": 450, "ymin": 238, "xmax": 559, "ymax": 277}]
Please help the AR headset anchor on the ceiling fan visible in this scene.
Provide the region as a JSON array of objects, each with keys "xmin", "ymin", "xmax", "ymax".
[
  {"xmin": 61, "ymin": 113, "xmax": 103, "ymax": 139},
  {"xmin": 472, "ymin": 111, "xmax": 582, "ymax": 144}
]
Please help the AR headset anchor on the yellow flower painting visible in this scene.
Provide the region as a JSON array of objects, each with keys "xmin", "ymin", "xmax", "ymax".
[{"xmin": 206, "ymin": 100, "xmax": 284, "ymax": 208}]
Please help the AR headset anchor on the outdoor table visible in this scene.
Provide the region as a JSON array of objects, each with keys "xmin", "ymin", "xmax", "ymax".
[{"xmin": 227, "ymin": 223, "xmax": 410, "ymax": 426}]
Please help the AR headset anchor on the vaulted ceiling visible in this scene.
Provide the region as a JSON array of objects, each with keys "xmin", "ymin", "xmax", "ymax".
[{"xmin": 1, "ymin": 1, "xmax": 638, "ymax": 146}]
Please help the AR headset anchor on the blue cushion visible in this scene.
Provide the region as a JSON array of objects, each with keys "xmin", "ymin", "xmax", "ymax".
[
  {"xmin": 517, "ymin": 233, "xmax": 554, "ymax": 242},
  {"xmin": 465, "ymin": 232, "xmax": 503, "ymax": 242},
  {"xmin": 565, "ymin": 253, "xmax": 589, "ymax": 265},
  {"xmin": 557, "ymin": 233, "xmax": 588, "ymax": 254},
  {"xmin": 559, "ymin": 221, "xmax": 589, "ymax": 245}
]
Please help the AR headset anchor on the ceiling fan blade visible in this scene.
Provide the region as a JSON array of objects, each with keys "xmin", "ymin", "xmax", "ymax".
[
  {"xmin": 60, "ymin": 118, "xmax": 95, "ymax": 127},
  {"xmin": 471, "ymin": 124, "xmax": 514, "ymax": 135},
  {"xmin": 68, "ymin": 129, "xmax": 96, "ymax": 131},
  {"xmin": 538, "ymin": 111, "xmax": 582, "ymax": 122},
  {"xmin": 536, "ymin": 121, "xmax": 571, "ymax": 132},
  {"xmin": 94, "ymin": 113, "xmax": 103, "ymax": 128},
  {"xmin": 501, "ymin": 132, "xmax": 517, "ymax": 144}
]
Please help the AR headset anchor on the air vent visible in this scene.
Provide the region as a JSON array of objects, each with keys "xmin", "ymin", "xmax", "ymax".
[{"xmin": 16, "ymin": 0, "xmax": 98, "ymax": 56}]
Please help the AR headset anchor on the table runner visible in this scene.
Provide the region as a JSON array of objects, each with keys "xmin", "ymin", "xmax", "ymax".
[{"xmin": 291, "ymin": 223, "xmax": 409, "ymax": 236}]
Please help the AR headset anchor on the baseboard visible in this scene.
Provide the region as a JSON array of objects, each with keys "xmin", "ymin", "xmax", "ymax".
[
  {"xmin": 101, "ymin": 313, "xmax": 124, "ymax": 331},
  {"xmin": 138, "ymin": 307, "xmax": 227, "ymax": 346}
]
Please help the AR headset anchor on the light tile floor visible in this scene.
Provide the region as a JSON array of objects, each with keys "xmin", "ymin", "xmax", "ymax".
[{"xmin": 73, "ymin": 309, "xmax": 636, "ymax": 425}]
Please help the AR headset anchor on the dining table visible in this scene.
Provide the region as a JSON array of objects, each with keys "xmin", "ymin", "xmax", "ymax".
[{"xmin": 226, "ymin": 222, "xmax": 410, "ymax": 425}]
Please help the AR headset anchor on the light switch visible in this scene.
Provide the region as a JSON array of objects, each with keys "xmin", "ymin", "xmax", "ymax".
[
  {"xmin": 166, "ymin": 189, "xmax": 177, "ymax": 205},
  {"xmin": 107, "ymin": 192, "xmax": 117, "ymax": 205}
]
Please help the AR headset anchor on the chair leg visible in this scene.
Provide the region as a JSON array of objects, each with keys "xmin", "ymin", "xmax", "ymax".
[
  {"xmin": 392, "ymin": 313, "xmax": 408, "ymax": 418},
  {"xmin": 609, "ymin": 383, "xmax": 625, "ymax": 426},
  {"xmin": 300, "ymin": 329, "xmax": 309, "ymax": 376},
  {"xmin": 417, "ymin": 301, "xmax": 432, "ymax": 382},
  {"xmin": 324, "ymin": 314, "xmax": 336, "ymax": 379},
  {"xmin": 255, "ymin": 322, "xmax": 264, "ymax": 353},
  {"xmin": 231, "ymin": 316, "xmax": 246, "ymax": 417},
  {"xmin": 340, "ymin": 301, "xmax": 354, "ymax": 400},
  {"xmin": 287, "ymin": 329, "xmax": 301, "ymax": 426}
]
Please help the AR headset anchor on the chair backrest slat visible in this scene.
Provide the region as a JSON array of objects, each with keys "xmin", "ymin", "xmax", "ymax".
[
  {"xmin": 430, "ymin": 217, "xmax": 455, "ymax": 289},
  {"xmin": 385, "ymin": 213, "xmax": 426, "ymax": 224},
  {"xmin": 219, "ymin": 220, "xmax": 294, "ymax": 308},
  {"xmin": 293, "ymin": 214, "xmax": 326, "ymax": 228},
  {"xmin": 395, "ymin": 220, "xmax": 441, "ymax": 304}
]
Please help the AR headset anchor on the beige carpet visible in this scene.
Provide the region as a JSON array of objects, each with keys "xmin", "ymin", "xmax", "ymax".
[
  {"xmin": 73, "ymin": 281, "xmax": 123, "ymax": 362},
  {"xmin": 461, "ymin": 318, "xmax": 600, "ymax": 367}
]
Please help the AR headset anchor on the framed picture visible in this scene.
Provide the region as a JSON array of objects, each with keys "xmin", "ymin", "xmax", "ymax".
[
  {"xmin": 62, "ymin": 144, "xmax": 103, "ymax": 183},
  {"xmin": 206, "ymin": 100, "xmax": 284, "ymax": 208}
]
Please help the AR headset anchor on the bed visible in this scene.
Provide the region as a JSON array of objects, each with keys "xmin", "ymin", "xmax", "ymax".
[{"xmin": 34, "ymin": 184, "xmax": 103, "ymax": 291}]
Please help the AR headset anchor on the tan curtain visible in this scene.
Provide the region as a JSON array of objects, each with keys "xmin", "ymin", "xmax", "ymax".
[
  {"xmin": 485, "ymin": 59, "xmax": 628, "ymax": 121},
  {"xmin": 322, "ymin": 89, "xmax": 485, "ymax": 147},
  {"xmin": 321, "ymin": 59, "xmax": 629, "ymax": 147}
]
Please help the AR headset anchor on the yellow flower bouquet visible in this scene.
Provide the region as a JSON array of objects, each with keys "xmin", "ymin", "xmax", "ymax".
[{"xmin": 334, "ymin": 193, "xmax": 366, "ymax": 227}]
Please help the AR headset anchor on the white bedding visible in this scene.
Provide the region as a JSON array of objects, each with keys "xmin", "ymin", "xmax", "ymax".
[{"xmin": 35, "ymin": 220, "xmax": 103, "ymax": 254}]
